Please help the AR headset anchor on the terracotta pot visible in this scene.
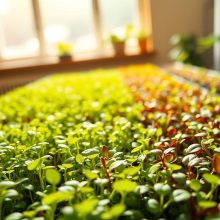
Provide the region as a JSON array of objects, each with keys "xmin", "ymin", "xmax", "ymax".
[
  {"xmin": 138, "ymin": 38, "xmax": 148, "ymax": 53},
  {"xmin": 112, "ymin": 42, "xmax": 125, "ymax": 55},
  {"xmin": 59, "ymin": 54, "xmax": 72, "ymax": 62}
]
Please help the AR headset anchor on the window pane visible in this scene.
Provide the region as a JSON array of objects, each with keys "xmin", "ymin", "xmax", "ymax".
[
  {"xmin": 100, "ymin": 0, "xmax": 139, "ymax": 37},
  {"xmin": 0, "ymin": 0, "xmax": 38, "ymax": 59},
  {"xmin": 39, "ymin": 0, "xmax": 95, "ymax": 54}
]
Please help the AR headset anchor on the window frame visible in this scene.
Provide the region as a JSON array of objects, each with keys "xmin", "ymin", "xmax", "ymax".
[{"xmin": 0, "ymin": 0, "xmax": 152, "ymax": 62}]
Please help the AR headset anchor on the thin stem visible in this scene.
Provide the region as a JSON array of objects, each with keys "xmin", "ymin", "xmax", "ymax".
[
  {"xmin": 29, "ymin": 191, "xmax": 33, "ymax": 203},
  {"xmin": 76, "ymin": 142, "xmax": 79, "ymax": 154},
  {"xmin": 52, "ymin": 184, "xmax": 56, "ymax": 192},
  {"xmin": 38, "ymin": 169, "xmax": 44, "ymax": 191},
  {"xmin": 109, "ymin": 189, "xmax": 116, "ymax": 200},
  {"xmin": 120, "ymin": 192, "xmax": 126, "ymax": 204},
  {"xmin": 49, "ymin": 204, "xmax": 56, "ymax": 220},
  {"xmin": 160, "ymin": 195, "xmax": 164, "ymax": 207},
  {"xmin": 206, "ymin": 184, "xmax": 216, "ymax": 200},
  {"xmin": 0, "ymin": 197, "xmax": 3, "ymax": 220},
  {"xmin": 163, "ymin": 198, "xmax": 172, "ymax": 210}
]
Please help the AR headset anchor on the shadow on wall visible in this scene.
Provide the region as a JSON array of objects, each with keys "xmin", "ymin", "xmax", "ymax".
[{"xmin": 150, "ymin": 0, "xmax": 213, "ymax": 66}]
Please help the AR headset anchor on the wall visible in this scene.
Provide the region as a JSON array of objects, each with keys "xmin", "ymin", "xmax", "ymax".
[
  {"xmin": 150, "ymin": 0, "xmax": 213, "ymax": 65},
  {"xmin": 214, "ymin": 0, "xmax": 220, "ymax": 70}
]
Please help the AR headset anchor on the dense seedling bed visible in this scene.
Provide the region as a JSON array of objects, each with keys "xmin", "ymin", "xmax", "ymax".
[
  {"xmin": 167, "ymin": 63, "xmax": 220, "ymax": 92},
  {"xmin": 0, "ymin": 65, "xmax": 220, "ymax": 220}
]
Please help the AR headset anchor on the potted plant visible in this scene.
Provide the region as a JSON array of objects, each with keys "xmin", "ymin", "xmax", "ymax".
[
  {"xmin": 56, "ymin": 42, "xmax": 73, "ymax": 62},
  {"xmin": 137, "ymin": 29, "xmax": 149, "ymax": 53},
  {"xmin": 169, "ymin": 34, "xmax": 220, "ymax": 67},
  {"xmin": 109, "ymin": 25, "xmax": 133, "ymax": 56},
  {"xmin": 110, "ymin": 34, "xmax": 126, "ymax": 56}
]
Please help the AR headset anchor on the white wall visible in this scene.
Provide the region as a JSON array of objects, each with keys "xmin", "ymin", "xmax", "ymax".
[{"xmin": 150, "ymin": 0, "xmax": 213, "ymax": 64}]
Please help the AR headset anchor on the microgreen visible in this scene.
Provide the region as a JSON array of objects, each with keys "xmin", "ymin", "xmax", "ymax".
[{"xmin": 0, "ymin": 66, "xmax": 220, "ymax": 219}]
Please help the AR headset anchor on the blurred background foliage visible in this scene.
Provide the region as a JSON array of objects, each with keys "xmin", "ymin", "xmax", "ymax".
[{"xmin": 169, "ymin": 34, "xmax": 220, "ymax": 67}]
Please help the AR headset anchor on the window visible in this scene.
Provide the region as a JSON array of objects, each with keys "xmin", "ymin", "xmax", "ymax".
[
  {"xmin": 0, "ymin": 0, "xmax": 38, "ymax": 59},
  {"xmin": 100, "ymin": 0, "xmax": 138, "ymax": 35},
  {"xmin": 39, "ymin": 0, "xmax": 96, "ymax": 54},
  {"xmin": 99, "ymin": 0, "xmax": 139, "ymax": 52},
  {"xmin": 0, "ymin": 0, "xmax": 152, "ymax": 61}
]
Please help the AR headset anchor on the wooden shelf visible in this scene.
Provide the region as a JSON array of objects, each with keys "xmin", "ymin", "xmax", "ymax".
[
  {"xmin": 0, "ymin": 50, "xmax": 156, "ymax": 77},
  {"xmin": 0, "ymin": 50, "xmax": 156, "ymax": 94}
]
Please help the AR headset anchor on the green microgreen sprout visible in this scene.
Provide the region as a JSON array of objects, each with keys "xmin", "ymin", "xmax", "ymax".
[{"xmin": 0, "ymin": 66, "xmax": 220, "ymax": 219}]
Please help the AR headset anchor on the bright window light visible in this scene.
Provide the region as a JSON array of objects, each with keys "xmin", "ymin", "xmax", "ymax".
[
  {"xmin": 0, "ymin": 0, "xmax": 39, "ymax": 59},
  {"xmin": 39, "ymin": 0, "xmax": 96, "ymax": 54},
  {"xmin": 99, "ymin": 0, "xmax": 139, "ymax": 38}
]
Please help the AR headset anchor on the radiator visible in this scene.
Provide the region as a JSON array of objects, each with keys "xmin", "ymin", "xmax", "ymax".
[{"xmin": 0, "ymin": 74, "xmax": 47, "ymax": 95}]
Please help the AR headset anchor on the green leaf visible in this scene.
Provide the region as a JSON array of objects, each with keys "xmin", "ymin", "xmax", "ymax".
[
  {"xmin": 87, "ymin": 153, "xmax": 99, "ymax": 159},
  {"xmin": 58, "ymin": 186, "xmax": 75, "ymax": 192},
  {"xmin": 113, "ymin": 179, "xmax": 137, "ymax": 193},
  {"xmin": 154, "ymin": 183, "xmax": 171, "ymax": 196},
  {"xmin": 131, "ymin": 146, "xmax": 143, "ymax": 153},
  {"xmin": 146, "ymin": 199, "xmax": 161, "ymax": 214},
  {"xmin": 5, "ymin": 212, "xmax": 23, "ymax": 220},
  {"xmin": 94, "ymin": 178, "xmax": 108, "ymax": 186},
  {"xmin": 189, "ymin": 179, "xmax": 201, "ymax": 192},
  {"xmin": 98, "ymin": 199, "xmax": 110, "ymax": 206},
  {"xmin": 80, "ymin": 186, "xmax": 94, "ymax": 194},
  {"xmin": 23, "ymin": 210, "xmax": 37, "ymax": 218},
  {"xmin": 109, "ymin": 160, "xmax": 127, "ymax": 170},
  {"xmin": 82, "ymin": 148, "xmax": 99, "ymax": 155},
  {"xmin": 188, "ymin": 158, "xmax": 200, "ymax": 167},
  {"xmin": 65, "ymin": 180, "xmax": 79, "ymax": 187},
  {"xmin": 166, "ymin": 163, "xmax": 182, "ymax": 171},
  {"xmin": 109, "ymin": 203, "xmax": 125, "ymax": 217},
  {"xmin": 202, "ymin": 139, "xmax": 214, "ymax": 145},
  {"xmin": 102, "ymin": 204, "xmax": 125, "ymax": 219},
  {"xmin": 27, "ymin": 158, "xmax": 41, "ymax": 171},
  {"xmin": 214, "ymin": 147, "xmax": 220, "ymax": 153},
  {"xmin": 172, "ymin": 173, "xmax": 186, "ymax": 184},
  {"xmin": 45, "ymin": 169, "xmax": 61, "ymax": 186},
  {"xmin": 5, "ymin": 189, "xmax": 19, "ymax": 198},
  {"xmin": 135, "ymin": 185, "xmax": 149, "ymax": 194},
  {"xmin": 149, "ymin": 164, "xmax": 161, "ymax": 173},
  {"xmin": 203, "ymin": 174, "xmax": 220, "ymax": 185},
  {"xmin": 187, "ymin": 144, "xmax": 201, "ymax": 153},
  {"xmin": 76, "ymin": 154, "xmax": 84, "ymax": 164},
  {"xmin": 156, "ymin": 128, "xmax": 163, "ymax": 137},
  {"xmin": 123, "ymin": 166, "xmax": 140, "ymax": 176},
  {"xmin": 74, "ymin": 199, "xmax": 98, "ymax": 216},
  {"xmin": 15, "ymin": 178, "xmax": 29, "ymax": 185},
  {"xmin": 0, "ymin": 181, "xmax": 16, "ymax": 189},
  {"xmin": 84, "ymin": 170, "xmax": 98, "ymax": 180},
  {"xmin": 62, "ymin": 206, "xmax": 74, "ymax": 220},
  {"xmin": 42, "ymin": 192, "xmax": 73, "ymax": 205},
  {"xmin": 198, "ymin": 35, "xmax": 217, "ymax": 48},
  {"xmin": 58, "ymin": 164, "xmax": 73, "ymax": 169},
  {"xmin": 199, "ymin": 201, "xmax": 217, "ymax": 209},
  {"xmin": 172, "ymin": 189, "xmax": 191, "ymax": 202},
  {"xmin": 194, "ymin": 132, "xmax": 206, "ymax": 137}
]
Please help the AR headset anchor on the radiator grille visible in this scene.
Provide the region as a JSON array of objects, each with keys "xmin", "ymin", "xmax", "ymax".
[{"xmin": 0, "ymin": 74, "xmax": 47, "ymax": 95}]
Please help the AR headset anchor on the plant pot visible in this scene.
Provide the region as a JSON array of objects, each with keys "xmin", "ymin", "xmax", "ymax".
[
  {"xmin": 112, "ymin": 42, "xmax": 125, "ymax": 56},
  {"xmin": 138, "ymin": 38, "xmax": 148, "ymax": 53},
  {"xmin": 59, "ymin": 54, "xmax": 72, "ymax": 62}
]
